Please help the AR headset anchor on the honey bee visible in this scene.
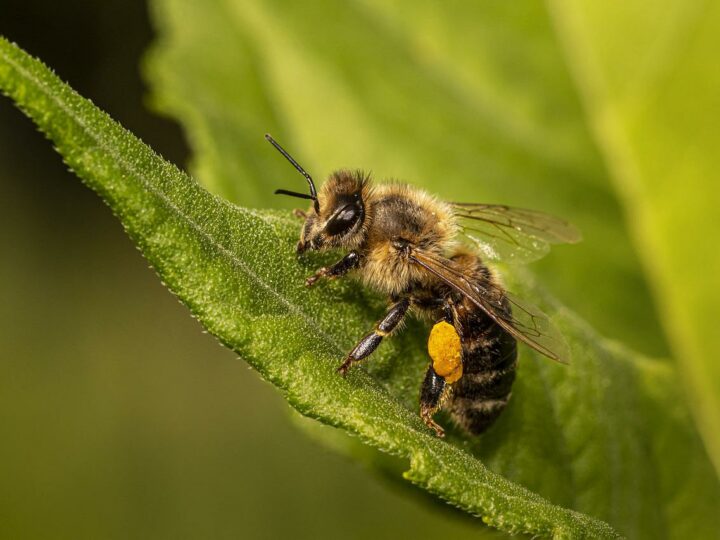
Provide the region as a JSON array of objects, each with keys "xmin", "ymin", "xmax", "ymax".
[{"xmin": 266, "ymin": 134, "xmax": 581, "ymax": 437}]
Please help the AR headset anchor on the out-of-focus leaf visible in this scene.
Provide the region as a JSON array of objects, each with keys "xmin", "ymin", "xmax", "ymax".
[
  {"xmin": 144, "ymin": 0, "xmax": 668, "ymax": 358},
  {"xmin": 549, "ymin": 0, "xmax": 720, "ymax": 477},
  {"xmin": 2, "ymin": 37, "xmax": 719, "ymax": 538}
]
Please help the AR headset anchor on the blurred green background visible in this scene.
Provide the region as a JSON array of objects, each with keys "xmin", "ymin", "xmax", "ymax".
[
  {"xmin": 0, "ymin": 1, "xmax": 488, "ymax": 538},
  {"xmin": 2, "ymin": 0, "xmax": 720, "ymax": 538}
]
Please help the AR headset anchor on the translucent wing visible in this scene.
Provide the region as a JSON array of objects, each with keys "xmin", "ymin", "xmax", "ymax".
[
  {"xmin": 452, "ymin": 203, "xmax": 581, "ymax": 264},
  {"xmin": 410, "ymin": 250, "xmax": 570, "ymax": 363}
]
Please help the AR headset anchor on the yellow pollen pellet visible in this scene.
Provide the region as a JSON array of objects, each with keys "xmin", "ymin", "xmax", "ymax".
[{"xmin": 428, "ymin": 320, "xmax": 463, "ymax": 384}]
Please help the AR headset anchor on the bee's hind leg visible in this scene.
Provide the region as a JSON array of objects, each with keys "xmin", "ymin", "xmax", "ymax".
[
  {"xmin": 337, "ymin": 298, "xmax": 410, "ymax": 376},
  {"xmin": 420, "ymin": 365, "xmax": 449, "ymax": 438}
]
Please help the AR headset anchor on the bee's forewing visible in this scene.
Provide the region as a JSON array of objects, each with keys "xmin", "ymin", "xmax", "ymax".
[
  {"xmin": 410, "ymin": 250, "xmax": 570, "ymax": 363},
  {"xmin": 451, "ymin": 203, "xmax": 581, "ymax": 264}
]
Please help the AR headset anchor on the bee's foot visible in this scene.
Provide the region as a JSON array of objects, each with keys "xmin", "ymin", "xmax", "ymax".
[
  {"xmin": 421, "ymin": 408, "xmax": 446, "ymax": 438},
  {"xmin": 305, "ymin": 268, "xmax": 329, "ymax": 287},
  {"xmin": 336, "ymin": 358, "xmax": 354, "ymax": 377},
  {"xmin": 293, "ymin": 208, "xmax": 307, "ymax": 219}
]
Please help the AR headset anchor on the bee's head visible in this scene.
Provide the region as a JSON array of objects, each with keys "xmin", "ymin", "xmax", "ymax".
[
  {"xmin": 266, "ymin": 134, "xmax": 369, "ymax": 254},
  {"xmin": 296, "ymin": 170, "xmax": 369, "ymax": 253}
]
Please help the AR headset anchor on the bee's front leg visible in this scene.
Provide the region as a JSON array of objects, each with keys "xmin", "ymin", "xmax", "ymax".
[
  {"xmin": 305, "ymin": 250, "xmax": 360, "ymax": 287},
  {"xmin": 337, "ymin": 298, "xmax": 410, "ymax": 376}
]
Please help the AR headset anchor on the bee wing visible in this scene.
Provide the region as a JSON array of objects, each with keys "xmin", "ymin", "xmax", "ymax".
[
  {"xmin": 410, "ymin": 250, "xmax": 570, "ymax": 363},
  {"xmin": 451, "ymin": 203, "xmax": 582, "ymax": 264}
]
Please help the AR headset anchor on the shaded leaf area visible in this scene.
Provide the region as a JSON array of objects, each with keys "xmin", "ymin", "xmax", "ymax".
[
  {"xmin": 145, "ymin": 0, "xmax": 667, "ymax": 359},
  {"xmin": 549, "ymin": 0, "xmax": 720, "ymax": 478},
  {"xmin": 2, "ymin": 38, "xmax": 719, "ymax": 538}
]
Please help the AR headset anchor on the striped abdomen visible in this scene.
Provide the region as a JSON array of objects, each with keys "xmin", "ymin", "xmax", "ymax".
[{"xmin": 447, "ymin": 261, "xmax": 518, "ymax": 434}]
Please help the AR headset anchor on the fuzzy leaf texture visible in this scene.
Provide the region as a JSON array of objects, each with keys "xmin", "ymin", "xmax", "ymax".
[{"xmin": 0, "ymin": 18, "xmax": 716, "ymax": 540}]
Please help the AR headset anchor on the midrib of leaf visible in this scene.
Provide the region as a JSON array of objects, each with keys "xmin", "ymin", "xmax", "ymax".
[{"xmin": 0, "ymin": 37, "xmax": 622, "ymax": 539}]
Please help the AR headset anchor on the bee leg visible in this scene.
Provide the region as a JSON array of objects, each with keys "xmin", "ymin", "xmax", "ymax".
[
  {"xmin": 337, "ymin": 298, "xmax": 410, "ymax": 376},
  {"xmin": 292, "ymin": 209, "xmax": 307, "ymax": 219},
  {"xmin": 420, "ymin": 365, "xmax": 449, "ymax": 438},
  {"xmin": 306, "ymin": 251, "xmax": 360, "ymax": 287}
]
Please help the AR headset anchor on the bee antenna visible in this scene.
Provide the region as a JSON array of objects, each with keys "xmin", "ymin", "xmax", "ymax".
[
  {"xmin": 274, "ymin": 189, "xmax": 315, "ymax": 201},
  {"xmin": 265, "ymin": 134, "xmax": 319, "ymax": 212}
]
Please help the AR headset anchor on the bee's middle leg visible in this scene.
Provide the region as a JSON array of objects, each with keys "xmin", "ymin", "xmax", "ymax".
[{"xmin": 337, "ymin": 298, "xmax": 410, "ymax": 376}]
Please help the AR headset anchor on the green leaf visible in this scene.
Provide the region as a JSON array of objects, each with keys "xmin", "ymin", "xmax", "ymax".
[
  {"xmin": 1, "ymin": 27, "xmax": 718, "ymax": 540},
  {"xmin": 549, "ymin": 0, "xmax": 720, "ymax": 479}
]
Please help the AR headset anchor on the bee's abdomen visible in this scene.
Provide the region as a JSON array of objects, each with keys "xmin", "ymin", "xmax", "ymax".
[{"xmin": 449, "ymin": 305, "xmax": 518, "ymax": 435}]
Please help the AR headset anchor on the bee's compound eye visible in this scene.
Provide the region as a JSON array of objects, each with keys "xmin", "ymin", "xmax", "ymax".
[{"xmin": 325, "ymin": 202, "xmax": 362, "ymax": 236}]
